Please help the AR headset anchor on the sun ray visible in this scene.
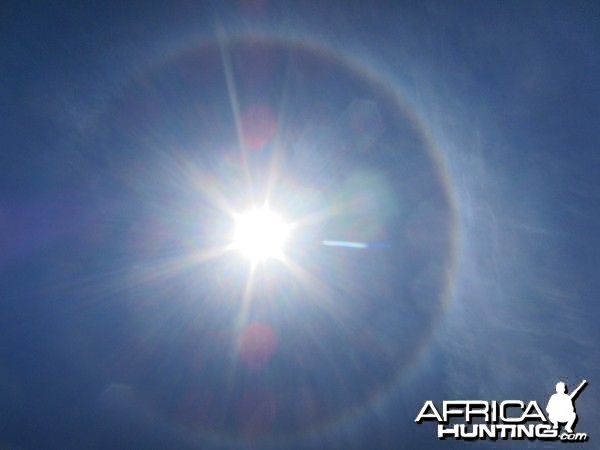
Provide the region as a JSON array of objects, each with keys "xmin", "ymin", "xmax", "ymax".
[
  {"xmin": 217, "ymin": 25, "xmax": 253, "ymax": 200},
  {"xmin": 262, "ymin": 51, "xmax": 296, "ymax": 208}
]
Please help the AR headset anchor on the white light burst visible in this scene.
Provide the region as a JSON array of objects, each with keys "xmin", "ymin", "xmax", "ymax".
[{"xmin": 233, "ymin": 207, "xmax": 290, "ymax": 262}]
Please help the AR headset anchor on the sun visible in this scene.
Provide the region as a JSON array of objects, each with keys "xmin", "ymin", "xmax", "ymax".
[{"xmin": 233, "ymin": 207, "xmax": 290, "ymax": 262}]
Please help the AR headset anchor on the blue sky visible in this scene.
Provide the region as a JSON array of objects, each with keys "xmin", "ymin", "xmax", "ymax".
[{"xmin": 1, "ymin": 2, "xmax": 598, "ymax": 448}]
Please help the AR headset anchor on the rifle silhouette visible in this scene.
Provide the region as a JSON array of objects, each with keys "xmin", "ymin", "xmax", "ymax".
[{"xmin": 569, "ymin": 379, "xmax": 587, "ymax": 400}]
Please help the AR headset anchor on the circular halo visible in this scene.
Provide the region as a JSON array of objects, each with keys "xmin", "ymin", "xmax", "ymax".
[{"xmin": 84, "ymin": 33, "xmax": 459, "ymax": 447}]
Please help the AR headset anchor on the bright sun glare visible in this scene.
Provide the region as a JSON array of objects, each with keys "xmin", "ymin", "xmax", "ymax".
[{"xmin": 233, "ymin": 208, "xmax": 290, "ymax": 262}]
